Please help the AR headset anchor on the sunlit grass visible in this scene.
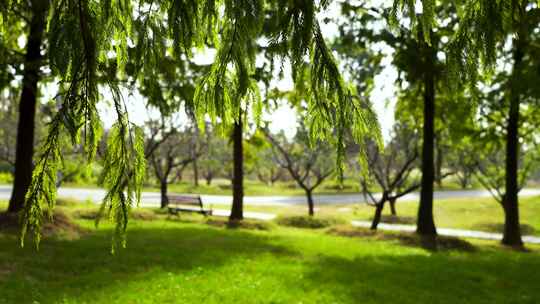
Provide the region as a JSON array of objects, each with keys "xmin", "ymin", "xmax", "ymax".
[{"xmin": 0, "ymin": 212, "xmax": 539, "ymax": 304}]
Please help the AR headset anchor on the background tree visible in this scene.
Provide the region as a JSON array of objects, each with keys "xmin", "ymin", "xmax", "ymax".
[
  {"xmin": 199, "ymin": 125, "xmax": 231, "ymax": 186},
  {"xmin": 254, "ymin": 146, "xmax": 284, "ymax": 186},
  {"xmin": 1, "ymin": 0, "xmax": 49, "ymax": 213},
  {"xmin": 148, "ymin": 124, "xmax": 202, "ymax": 208},
  {"xmin": 360, "ymin": 123, "xmax": 420, "ymax": 229},
  {"xmin": 449, "ymin": 0, "xmax": 540, "ymax": 246},
  {"xmin": 264, "ymin": 125, "xmax": 334, "ymax": 216},
  {"xmin": 0, "ymin": 89, "xmax": 19, "ymax": 168}
]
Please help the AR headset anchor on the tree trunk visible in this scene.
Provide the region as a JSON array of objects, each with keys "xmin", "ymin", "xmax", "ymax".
[
  {"xmin": 371, "ymin": 200, "xmax": 385, "ymax": 230},
  {"xmin": 176, "ymin": 167, "xmax": 184, "ymax": 182},
  {"xmin": 8, "ymin": 2, "xmax": 48, "ymax": 213},
  {"xmin": 435, "ymin": 142, "xmax": 443, "ymax": 188},
  {"xmin": 502, "ymin": 33, "xmax": 525, "ymax": 247},
  {"xmin": 389, "ymin": 198, "xmax": 397, "ymax": 216},
  {"xmin": 192, "ymin": 126, "xmax": 199, "ymax": 186},
  {"xmin": 192, "ymin": 157, "xmax": 199, "ymax": 187},
  {"xmin": 205, "ymin": 175, "xmax": 212, "ymax": 186},
  {"xmin": 160, "ymin": 181, "xmax": 169, "ymax": 208},
  {"xmin": 230, "ymin": 116, "xmax": 244, "ymax": 221},
  {"xmin": 459, "ymin": 173, "xmax": 470, "ymax": 189},
  {"xmin": 417, "ymin": 36, "xmax": 437, "ymax": 236},
  {"xmin": 306, "ymin": 189, "xmax": 314, "ymax": 216}
]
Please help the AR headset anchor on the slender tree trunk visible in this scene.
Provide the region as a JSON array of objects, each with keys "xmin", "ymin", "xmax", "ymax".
[
  {"xmin": 230, "ymin": 116, "xmax": 244, "ymax": 221},
  {"xmin": 306, "ymin": 189, "xmax": 314, "ymax": 216},
  {"xmin": 160, "ymin": 181, "xmax": 169, "ymax": 208},
  {"xmin": 8, "ymin": 2, "xmax": 48, "ymax": 213},
  {"xmin": 502, "ymin": 33, "xmax": 525, "ymax": 247},
  {"xmin": 459, "ymin": 173, "xmax": 470, "ymax": 189},
  {"xmin": 435, "ymin": 142, "xmax": 443, "ymax": 188},
  {"xmin": 389, "ymin": 198, "xmax": 397, "ymax": 216},
  {"xmin": 417, "ymin": 36, "xmax": 437, "ymax": 236},
  {"xmin": 192, "ymin": 126, "xmax": 199, "ymax": 186},
  {"xmin": 205, "ymin": 175, "xmax": 212, "ymax": 186},
  {"xmin": 192, "ymin": 158, "xmax": 199, "ymax": 186},
  {"xmin": 371, "ymin": 201, "xmax": 385, "ymax": 230},
  {"xmin": 176, "ymin": 166, "xmax": 185, "ymax": 182}
]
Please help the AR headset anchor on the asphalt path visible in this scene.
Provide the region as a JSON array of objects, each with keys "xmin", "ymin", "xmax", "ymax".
[{"xmin": 1, "ymin": 185, "xmax": 540, "ymax": 207}]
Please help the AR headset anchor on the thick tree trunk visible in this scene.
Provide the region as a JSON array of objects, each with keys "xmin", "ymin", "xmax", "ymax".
[
  {"xmin": 502, "ymin": 34, "xmax": 525, "ymax": 247},
  {"xmin": 417, "ymin": 38, "xmax": 437, "ymax": 236},
  {"xmin": 389, "ymin": 198, "xmax": 397, "ymax": 216},
  {"xmin": 160, "ymin": 181, "xmax": 169, "ymax": 208},
  {"xmin": 306, "ymin": 189, "xmax": 314, "ymax": 216},
  {"xmin": 8, "ymin": 2, "xmax": 48, "ymax": 213},
  {"xmin": 230, "ymin": 117, "xmax": 244, "ymax": 221},
  {"xmin": 371, "ymin": 201, "xmax": 385, "ymax": 230}
]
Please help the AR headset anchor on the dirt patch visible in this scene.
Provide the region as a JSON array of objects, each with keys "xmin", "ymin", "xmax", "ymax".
[
  {"xmin": 276, "ymin": 215, "xmax": 345, "ymax": 229},
  {"xmin": 473, "ymin": 223, "xmax": 536, "ymax": 235},
  {"xmin": 206, "ymin": 218, "xmax": 273, "ymax": 231},
  {"xmin": 0, "ymin": 211, "xmax": 86, "ymax": 239},
  {"xmin": 380, "ymin": 215, "xmax": 416, "ymax": 225},
  {"xmin": 0, "ymin": 212, "xmax": 19, "ymax": 232},
  {"xmin": 329, "ymin": 225, "xmax": 476, "ymax": 252},
  {"xmin": 73, "ymin": 209, "xmax": 159, "ymax": 221},
  {"xmin": 73, "ymin": 209, "xmax": 99, "ymax": 220},
  {"xmin": 55, "ymin": 198, "xmax": 79, "ymax": 207},
  {"xmin": 0, "ymin": 263, "xmax": 16, "ymax": 277},
  {"xmin": 130, "ymin": 210, "xmax": 159, "ymax": 221},
  {"xmin": 41, "ymin": 211, "xmax": 86, "ymax": 238}
]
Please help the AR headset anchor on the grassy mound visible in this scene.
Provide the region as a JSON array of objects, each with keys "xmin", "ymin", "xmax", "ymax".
[{"xmin": 276, "ymin": 215, "xmax": 345, "ymax": 229}]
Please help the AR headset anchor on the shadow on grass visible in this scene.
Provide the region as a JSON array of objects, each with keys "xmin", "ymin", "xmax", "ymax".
[
  {"xmin": 301, "ymin": 251, "xmax": 540, "ymax": 304},
  {"xmin": 0, "ymin": 224, "xmax": 295, "ymax": 303},
  {"xmin": 1, "ymin": 221, "xmax": 539, "ymax": 304},
  {"xmin": 472, "ymin": 222, "xmax": 537, "ymax": 235},
  {"xmin": 328, "ymin": 225, "xmax": 477, "ymax": 252}
]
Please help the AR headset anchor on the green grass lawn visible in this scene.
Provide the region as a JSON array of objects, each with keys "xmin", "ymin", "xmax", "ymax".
[{"xmin": 1, "ymin": 204, "xmax": 540, "ymax": 304}]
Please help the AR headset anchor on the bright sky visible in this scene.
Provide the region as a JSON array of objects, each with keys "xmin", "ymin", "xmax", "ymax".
[{"xmin": 95, "ymin": 0, "xmax": 398, "ymax": 141}]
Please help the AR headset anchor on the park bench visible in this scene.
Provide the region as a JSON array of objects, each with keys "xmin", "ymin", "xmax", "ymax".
[{"xmin": 167, "ymin": 194, "xmax": 212, "ymax": 216}]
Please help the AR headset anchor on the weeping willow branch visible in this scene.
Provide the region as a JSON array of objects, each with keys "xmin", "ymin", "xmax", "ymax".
[{"xmin": 96, "ymin": 86, "xmax": 146, "ymax": 253}]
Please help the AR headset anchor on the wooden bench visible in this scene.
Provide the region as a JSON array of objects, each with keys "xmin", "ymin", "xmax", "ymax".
[{"xmin": 167, "ymin": 194, "xmax": 212, "ymax": 216}]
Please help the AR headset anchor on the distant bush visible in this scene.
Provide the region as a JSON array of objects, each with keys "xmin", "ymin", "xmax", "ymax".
[
  {"xmin": 0, "ymin": 172, "xmax": 13, "ymax": 184},
  {"xmin": 276, "ymin": 215, "xmax": 345, "ymax": 229}
]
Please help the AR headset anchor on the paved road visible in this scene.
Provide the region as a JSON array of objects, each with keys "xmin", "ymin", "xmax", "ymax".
[{"xmin": 1, "ymin": 185, "xmax": 540, "ymax": 207}]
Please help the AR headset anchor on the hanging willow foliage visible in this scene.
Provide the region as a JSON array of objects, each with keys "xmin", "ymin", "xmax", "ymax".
[
  {"xmin": 193, "ymin": 0, "xmax": 264, "ymax": 128},
  {"xmin": 390, "ymin": 0, "xmax": 435, "ymax": 44},
  {"xmin": 447, "ymin": 0, "xmax": 523, "ymax": 86},
  {"xmin": 271, "ymin": 0, "xmax": 382, "ymax": 177},
  {"xmin": 5, "ymin": 0, "xmax": 388, "ymax": 249},
  {"xmin": 19, "ymin": 0, "xmax": 140, "ymax": 249}
]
